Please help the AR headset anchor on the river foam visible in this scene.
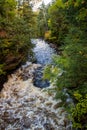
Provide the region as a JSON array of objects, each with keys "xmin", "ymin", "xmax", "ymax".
[
  {"xmin": 0, "ymin": 39, "xmax": 72, "ymax": 130},
  {"xmin": 0, "ymin": 63, "xmax": 69, "ymax": 130}
]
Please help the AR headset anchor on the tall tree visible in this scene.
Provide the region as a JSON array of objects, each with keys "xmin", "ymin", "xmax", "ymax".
[
  {"xmin": 47, "ymin": 0, "xmax": 68, "ymax": 45},
  {"xmin": 44, "ymin": 0, "xmax": 87, "ymax": 129},
  {"xmin": 0, "ymin": 0, "xmax": 35, "ymax": 77},
  {"xmin": 36, "ymin": 2, "xmax": 49, "ymax": 37}
]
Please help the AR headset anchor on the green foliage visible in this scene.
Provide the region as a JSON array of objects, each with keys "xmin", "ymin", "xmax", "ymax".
[
  {"xmin": 47, "ymin": 0, "xmax": 68, "ymax": 45},
  {"xmin": 43, "ymin": 0, "xmax": 87, "ymax": 129},
  {"xmin": 44, "ymin": 63, "xmax": 61, "ymax": 83},
  {"xmin": 71, "ymin": 93, "xmax": 87, "ymax": 129},
  {"xmin": 0, "ymin": 0, "xmax": 35, "ymax": 76},
  {"xmin": 0, "ymin": 0, "xmax": 16, "ymax": 19},
  {"xmin": 36, "ymin": 3, "xmax": 49, "ymax": 37},
  {"xmin": 0, "ymin": 64, "xmax": 5, "ymax": 75}
]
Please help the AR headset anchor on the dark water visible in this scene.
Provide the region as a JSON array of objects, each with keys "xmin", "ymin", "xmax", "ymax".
[
  {"xmin": 31, "ymin": 39, "xmax": 55, "ymax": 88},
  {"xmin": 33, "ymin": 66, "xmax": 50, "ymax": 88}
]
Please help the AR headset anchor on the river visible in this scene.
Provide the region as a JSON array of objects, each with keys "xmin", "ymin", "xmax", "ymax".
[
  {"xmin": 32, "ymin": 39, "xmax": 55, "ymax": 88},
  {"xmin": 32, "ymin": 39, "xmax": 55, "ymax": 65},
  {"xmin": 0, "ymin": 39, "xmax": 72, "ymax": 130}
]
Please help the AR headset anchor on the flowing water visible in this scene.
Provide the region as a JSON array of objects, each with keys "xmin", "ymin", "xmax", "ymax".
[
  {"xmin": 32, "ymin": 39, "xmax": 55, "ymax": 65},
  {"xmin": 32, "ymin": 39, "xmax": 55, "ymax": 88},
  {"xmin": 0, "ymin": 39, "xmax": 72, "ymax": 130}
]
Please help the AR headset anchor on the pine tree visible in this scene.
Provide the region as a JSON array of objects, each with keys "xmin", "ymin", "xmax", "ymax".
[{"xmin": 44, "ymin": 0, "xmax": 87, "ymax": 129}]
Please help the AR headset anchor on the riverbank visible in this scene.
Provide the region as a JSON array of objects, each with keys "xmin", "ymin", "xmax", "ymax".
[
  {"xmin": 0, "ymin": 39, "xmax": 56, "ymax": 91},
  {"xmin": 0, "ymin": 39, "xmax": 72, "ymax": 130}
]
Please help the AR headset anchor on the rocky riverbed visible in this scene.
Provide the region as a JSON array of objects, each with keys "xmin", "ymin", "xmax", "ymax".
[{"xmin": 0, "ymin": 63, "xmax": 70, "ymax": 130}]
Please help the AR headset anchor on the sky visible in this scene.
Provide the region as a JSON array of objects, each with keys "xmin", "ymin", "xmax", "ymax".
[
  {"xmin": 33, "ymin": 0, "xmax": 52, "ymax": 11},
  {"xmin": 43, "ymin": 0, "xmax": 52, "ymax": 5}
]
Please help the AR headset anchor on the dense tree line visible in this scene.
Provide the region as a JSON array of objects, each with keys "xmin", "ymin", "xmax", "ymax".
[
  {"xmin": 35, "ymin": 2, "xmax": 49, "ymax": 38},
  {"xmin": 42, "ymin": 0, "xmax": 87, "ymax": 129},
  {"xmin": 0, "ymin": 0, "xmax": 36, "ymax": 87},
  {"xmin": 0, "ymin": 0, "xmax": 87, "ymax": 129}
]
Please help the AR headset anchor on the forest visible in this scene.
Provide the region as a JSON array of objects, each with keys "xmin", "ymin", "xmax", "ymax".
[{"xmin": 0, "ymin": 0, "xmax": 87, "ymax": 129}]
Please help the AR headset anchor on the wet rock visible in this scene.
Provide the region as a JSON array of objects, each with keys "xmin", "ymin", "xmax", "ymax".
[
  {"xmin": 45, "ymin": 101, "xmax": 52, "ymax": 107},
  {"xmin": 22, "ymin": 117, "xmax": 32, "ymax": 128},
  {"xmin": 22, "ymin": 61, "xmax": 32, "ymax": 69},
  {"xmin": 66, "ymin": 125, "xmax": 72, "ymax": 130},
  {"xmin": 53, "ymin": 102, "xmax": 63, "ymax": 109},
  {"xmin": 38, "ymin": 96, "xmax": 45, "ymax": 103},
  {"xmin": 34, "ymin": 128, "xmax": 42, "ymax": 130},
  {"xmin": 44, "ymin": 123, "xmax": 55, "ymax": 130},
  {"xmin": 0, "ymin": 122, "xmax": 8, "ymax": 130}
]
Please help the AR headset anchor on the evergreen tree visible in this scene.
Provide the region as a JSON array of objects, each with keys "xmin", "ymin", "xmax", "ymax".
[
  {"xmin": 48, "ymin": 0, "xmax": 68, "ymax": 45},
  {"xmin": 44, "ymin": 0, "xmax": 87, "ymax": 129},
  {"xmin": 36, "ymin": 3, "xmax": 49, "ymax": 37},
  {"xmin": 0, "ymin": 0, "xmax": 35, "ymax": 76}
]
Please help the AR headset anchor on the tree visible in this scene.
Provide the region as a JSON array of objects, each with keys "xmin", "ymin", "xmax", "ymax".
[
  {"xmin": 47, "ymin": 0, "xmax": 68, "ymax": 45},
  {"xmin": 0, "ymin": 0, "xmax": 35, "ymax": 76},
  {"xmin": 36, "ymin": 2, "xmax": 49, "ymax": 37},
  {"xmin": 44, "ymin": 0, "xmax": 87, "ymax": 129}
]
